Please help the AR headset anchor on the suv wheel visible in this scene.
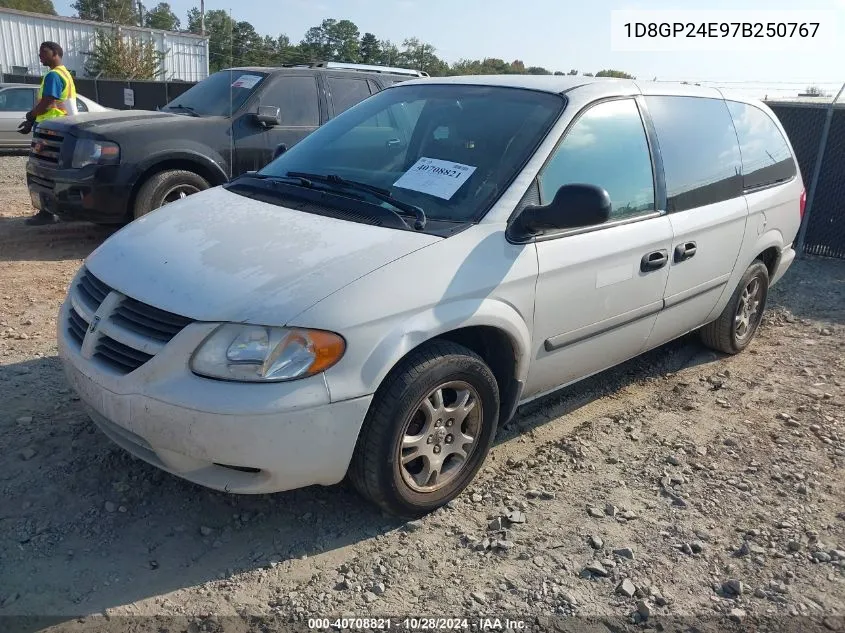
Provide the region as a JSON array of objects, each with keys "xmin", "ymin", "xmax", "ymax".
[
  {"xmin": 348, "ymin": 340, "xmax": 500, "ymax": 518},
  {"xmin": 701, "ymin": 260, "xmax": 770, "ymax": 354},
  {"xmin": 134, "ymin": 169, "xmax": 209, "ymax": 219}
]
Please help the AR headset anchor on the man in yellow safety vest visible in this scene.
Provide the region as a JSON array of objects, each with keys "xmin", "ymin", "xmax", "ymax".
[{"xmin": 20, "ymin": 41, "xmax": 78, "ymax": 225}]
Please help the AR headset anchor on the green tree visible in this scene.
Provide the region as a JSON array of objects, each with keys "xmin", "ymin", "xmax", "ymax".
[
  {"xmin": 327, "ymin": 19, "xmax": 360, "ymax": 61},
  {"xmin": 300, "ymin": 18, "xmax": 360, "ymax": 62},
  {"xmin": 232, "ymin": 20, "xmax": 263, "ymax": 66},
  {"xmin": 378, "ymin": 39, "xmax": 401, "ymax": 65},
  {"xmin": 0, "ymin": 0, "xmax": 57, "ymax": 14},
  {"xmin": 188, "ymin": 8, "xmax": 236, "ymax": 71},
  {"xmin": 567, "ymin": 69, "xmax": 578, "ymax": 75},
  {"xmin": 400, "ymin": 37, "xmax": 442, "ymax": 74},
  {"xmin": 583, "ymin": 72, "xmax": 594, "ymax": 77},
  {"xmin": 359, "ymin": 32, "xmax": 380, "ymax": 64},
  {"xmin": 595, "ymin": 69, "xmax": 635, "ymax": 78},
  {"xmin": 72, "ymin": 0, "xmax": 137, "ymax": 24},
  {"xmin": 144, "ymin": 2, "xmax": 179, "ymax": 30},
  {"xmin": 525, "ymin": 66, "xmax": 551, "ymax": 75},
  {"xmin": 84, "ymin": 29, "xmax": 164, "ymax": 78}
]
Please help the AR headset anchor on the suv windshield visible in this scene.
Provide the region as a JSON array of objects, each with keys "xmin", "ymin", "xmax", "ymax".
[
  {"xmin": 254, "ymin": 84, "xmax": 564, "ymax": 223},
  {"xmin": 164, "ymin": 70, "xmax": 267, "ymax": 117}
]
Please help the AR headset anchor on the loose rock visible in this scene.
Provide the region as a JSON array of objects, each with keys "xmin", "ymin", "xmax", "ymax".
[
  {"xmin": 583, "ymin": 562, "xmax": 608, "ymax": 578},
  {"xmin": 617, "ymin": 579, "xmax": 637, "ymax": 598},
  {"xmin": 729, "ymin": 609, "xmax": 746, "ymax": 623},
  {"xmin": 589, "ymin": 535, "xmax": 604, "ymax": 550},
  {"xmin": 19, "ymin": 447, "xmax": 37, "ymax": 461},
  {"xmin": 613, "ymin": 547, "xmax": 635, "ymax": 560}
]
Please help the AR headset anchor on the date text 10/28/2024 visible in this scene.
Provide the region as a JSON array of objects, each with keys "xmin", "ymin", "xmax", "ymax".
[{"xmin": 308, "ymin": 617, "xmax": 527, "ymax": 630}]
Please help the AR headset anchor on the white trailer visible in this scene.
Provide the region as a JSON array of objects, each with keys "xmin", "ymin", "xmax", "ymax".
[{"xmin": 0, "ymin": 7, "xmax": 209, "ymax": 82}]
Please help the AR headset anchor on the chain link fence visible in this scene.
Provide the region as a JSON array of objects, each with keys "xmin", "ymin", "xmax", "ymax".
[{"xmin": 768, "ymin": 101, "xmax": 845, "ymax": 259}]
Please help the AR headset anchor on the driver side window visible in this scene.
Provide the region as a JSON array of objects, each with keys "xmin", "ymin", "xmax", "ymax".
[{"xmin": 538, "ymin": 99, "xmax": 655, "ymax": 220}]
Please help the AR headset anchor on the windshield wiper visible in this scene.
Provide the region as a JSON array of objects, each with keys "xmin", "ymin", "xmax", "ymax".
[
  {"xmin": 166, "ymin": 104, "xmax": 200, "ymax": 117},
  {"xmin": 288, "ymin": 171, "xmax": 427, "ymax": 230},
  {"xmin": 238, "ymin": 172, "xmax": 314, "ymax": 187}
]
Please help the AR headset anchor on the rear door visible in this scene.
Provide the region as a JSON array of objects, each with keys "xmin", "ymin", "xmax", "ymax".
[
  {"xmin": 642, "ymin": 94, "xmax": 748, "ymax": 349},
  {"xmin": 0, "ymin": 87, "xmax": 36, "ymax": 148},
  {"xmin": 324, "ymin": 75, "xmax": 404, "ymax": 169}
]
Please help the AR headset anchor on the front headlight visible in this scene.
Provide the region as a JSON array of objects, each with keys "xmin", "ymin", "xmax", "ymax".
[
  {"xmin": 72, "ymin": 139, "xmax": 120, "ymax": 168},
  {"xmin": 190, "ymin": 324, "xmax": 346, "ymax": 382}
]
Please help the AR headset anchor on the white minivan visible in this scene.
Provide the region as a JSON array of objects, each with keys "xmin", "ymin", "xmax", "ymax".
[{"xmin": 58, "ymin": 76, "xmax": 804, "ymax": 517}]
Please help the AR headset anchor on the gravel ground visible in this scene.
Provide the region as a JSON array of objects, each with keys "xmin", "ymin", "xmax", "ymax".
[{"xmin": 1, "ymin": 154, "xmax": 844, "ymax": 633}]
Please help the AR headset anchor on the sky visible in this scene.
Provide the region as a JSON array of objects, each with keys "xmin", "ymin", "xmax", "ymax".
[{"xmin": 52, "ymin": 0, "xmax": 845, "ymax": 98}]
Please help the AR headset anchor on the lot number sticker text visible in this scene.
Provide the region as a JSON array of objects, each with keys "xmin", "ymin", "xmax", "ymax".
[{"xmin": 393, "ymin": 157, "xmax": 477, "ymax": 200}]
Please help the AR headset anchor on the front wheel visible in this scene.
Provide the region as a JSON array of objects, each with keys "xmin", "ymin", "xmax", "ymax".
[
  {"xmin": 701, "ymin": 260, "xmax": 770, "ymax": 354},
  {"xmin": 348, "ymin": 340, "xmax": 500, "ymax": 518},
  {"xmin": 133, "ymin": 169, "xmax": 209, "ymax": 219}
]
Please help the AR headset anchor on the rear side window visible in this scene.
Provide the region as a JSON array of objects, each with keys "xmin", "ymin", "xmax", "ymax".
[
  {"xmin": 328, "ymin": 77, "xmax": 372, "ymax": 116},
  {"xmin": 726, "ymin": 101, "xmax": 796, "ymax": 190},
  {"xmin": 261, "ymin": 76, "xmax": 320, "ymax": 127},
  {"xmin": 645, "ymin": 95, "xmax": 742, "ymax": 212},
  {"xmin": 539, "ymin": 98, "xmax": 655, "ymax": 219}
]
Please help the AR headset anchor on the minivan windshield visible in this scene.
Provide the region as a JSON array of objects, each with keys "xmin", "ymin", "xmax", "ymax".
[
  {"xmin": 164, "ymin": 70, "xmax": 267, "ymax": 117},
  {"xmin": 254, "ymin": 84, "xmax": 564, "ymax": 223}
]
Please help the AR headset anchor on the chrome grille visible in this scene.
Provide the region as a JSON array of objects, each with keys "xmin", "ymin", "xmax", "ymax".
[
  {"xmin": 30, "ymin": 127, "xmax": 64, "ymax": 164},
  {"xmin": 65, "ymin": 267, "xmax": 192, "ymax": 374},
  {"xmin": 95, "ymin": 337, "xmax": 154, "ymax": 372},
  {"xmin": 113, "ymin": 297, "xmax": 192, "ymax": 342},
  {"xmin": 77, "ymin": 269, "xmax": 110, "ymax": 311},
  {"xmin": 67, "ymin": 307, "xmax": 88, "ymax": 344}
]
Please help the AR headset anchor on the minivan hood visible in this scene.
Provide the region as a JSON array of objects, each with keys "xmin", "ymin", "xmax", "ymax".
[{"xmin": 84, "ymin": 187, "xmax": 441, "ymax": 324}]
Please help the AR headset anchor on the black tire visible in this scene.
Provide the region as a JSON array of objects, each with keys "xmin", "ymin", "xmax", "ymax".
[
  {"xmin": 133, "ymin": 169, "xmax": 209, "ymax": 219},
  {"xmin": 701, "ymin": 260, "xmax": 769, "ymax": 355},
  {"xmin": 348, "ymin": 340, "xmax": 500, "ymax": 518}
]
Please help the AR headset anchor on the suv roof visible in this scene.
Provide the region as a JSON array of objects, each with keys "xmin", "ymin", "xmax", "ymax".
[{"xmin": 224, "ymin": 62, "xmax": 428, "ymax": 78}]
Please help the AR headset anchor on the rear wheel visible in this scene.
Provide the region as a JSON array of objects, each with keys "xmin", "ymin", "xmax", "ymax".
[
  {"xmin": 701, "ymin": 260, "xmax": 769, "ymax": 354},
  {"xmin": 348, "ymin": 340, "xmax": 500, "ymax": 518},
  {"xmin": 133, "ymin": 169, "xmax": 209, "ymax": 219}
]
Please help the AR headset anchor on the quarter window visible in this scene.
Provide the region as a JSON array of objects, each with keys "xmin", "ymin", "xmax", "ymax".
[
  {"xmin": 645, "ymin": 95, "xmax": 742, "ymax": 212},
  {"xmin": 726, "ymin": 100, "xmax": 796, "ymax": 189},
  {"xmin": 539, "ymin": 98, "xmax": 655, "ymax": 220}
]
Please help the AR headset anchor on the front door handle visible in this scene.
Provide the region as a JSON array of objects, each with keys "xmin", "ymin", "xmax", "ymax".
[
  {"xmin": 673, "ymin": 241, "xmax": 697, "ymax": 263},
  {"xmin": 641, "ymin": 249, "xmax": 669, "ymax": 272}
]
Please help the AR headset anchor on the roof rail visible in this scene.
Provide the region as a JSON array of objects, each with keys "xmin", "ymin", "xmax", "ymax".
[{"xmin": 311, "ymin": 61, "xmax": 429, "ymax": 78}]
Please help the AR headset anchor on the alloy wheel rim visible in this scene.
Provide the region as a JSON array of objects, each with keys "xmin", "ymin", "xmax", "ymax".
[
  {"xmin": 398, "ymin": 380, "xmax": 483, "ymax": 493},
  {"xmin": 735, "ymin": 277, "xmax": 763, "ymax": 342},
  {"xmin": 161, "ymin": 184, "xmax": 200, "ymax": 206}
]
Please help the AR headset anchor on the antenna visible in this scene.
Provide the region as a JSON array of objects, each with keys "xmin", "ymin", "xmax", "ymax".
[
  {"xmin": 200, "ymin": 0, "xmax": 206, "ymax": 36},
  {"xmin": 228, "ymin": 8, "xmax": 234, "ymax": 179}
]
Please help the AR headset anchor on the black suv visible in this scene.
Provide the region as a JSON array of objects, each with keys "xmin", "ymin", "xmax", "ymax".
[{"xmin": 26, "ymin": 62, "xmax": 424, "ymax": 223}]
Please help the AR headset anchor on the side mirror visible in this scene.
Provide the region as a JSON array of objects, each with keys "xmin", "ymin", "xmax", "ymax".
[
  {"xmin": 509, "ymin": 183, "xmax": 612, "ymax": 240},
  {"xmin": 255, "ymin": 105, "xmax": 281, "ymax": 127},
  {"xmin": 273, "ymin": 143, "xmax": 287, "ymax": 159}
]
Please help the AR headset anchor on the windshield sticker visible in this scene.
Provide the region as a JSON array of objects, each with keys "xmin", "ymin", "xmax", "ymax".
[
  {"xmin": 393, "ymin": 157, "xmax": 477, "ymax": 200},
  {"xmin": 231, "ymin": 74, "xmax": 262, "ymax": 89}
]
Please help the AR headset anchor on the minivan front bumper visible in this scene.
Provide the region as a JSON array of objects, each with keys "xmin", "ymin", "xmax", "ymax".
[{"xmin": 57, "ymin": 296, "xmax": 372, "ymax": 494}]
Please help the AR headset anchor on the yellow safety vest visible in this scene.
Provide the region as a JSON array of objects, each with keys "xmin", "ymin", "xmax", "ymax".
[{"xmin": 36, "ymin": 65, "xmax": 77, "ymax": 123}]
